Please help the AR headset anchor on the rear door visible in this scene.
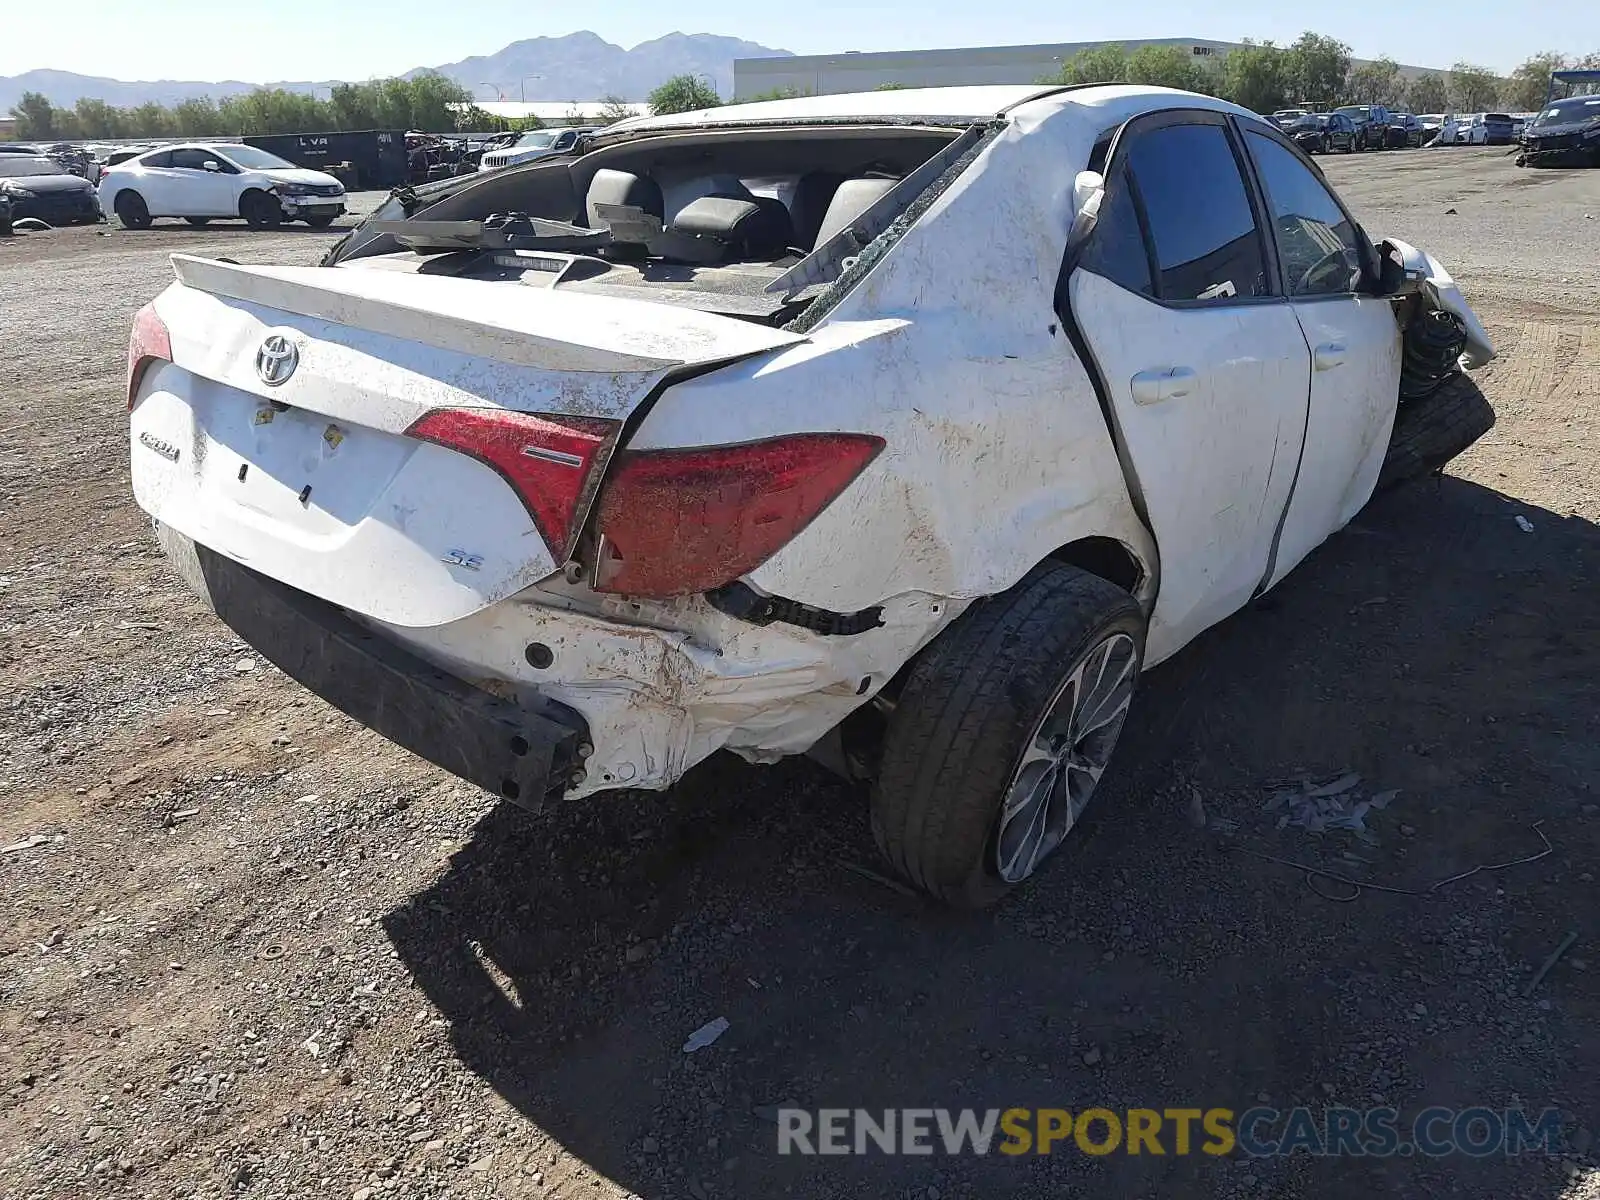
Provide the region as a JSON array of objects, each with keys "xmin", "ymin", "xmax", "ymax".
[
  {"xmin": 1068, "ymin": 111, "xmax": 1311, "ymax": 653},
  {"xmin": 1240, "ymin": 127, "xmax": 1401, "ymax": 589}
]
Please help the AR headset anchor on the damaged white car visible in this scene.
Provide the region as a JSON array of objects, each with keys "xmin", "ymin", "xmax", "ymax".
[{"xmin": 125, "ymin": 85, "xmax": 1496, "ymax": 906}]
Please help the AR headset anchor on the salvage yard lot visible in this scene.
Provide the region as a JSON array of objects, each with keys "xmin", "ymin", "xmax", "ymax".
[{"xmin": 1, "ymin": 147, "xmax": 1597, "ymax": 1199}]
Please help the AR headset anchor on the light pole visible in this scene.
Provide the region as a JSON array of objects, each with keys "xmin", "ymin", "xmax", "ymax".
[
  {"xmin": 519, "ymin": 75, "xmax": 543, "ymax": 102},
  {"xmin": 479, "ymin": 82, "xmax": 504, "ymax": 101}
]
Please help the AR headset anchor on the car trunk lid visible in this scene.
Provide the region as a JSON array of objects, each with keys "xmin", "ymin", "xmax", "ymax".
[{"xmin": 131, "ymin": 254, "xmax": 804, "ymax": 627}]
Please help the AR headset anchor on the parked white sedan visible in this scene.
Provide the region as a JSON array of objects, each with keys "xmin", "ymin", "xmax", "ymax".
[
  {"xmin": 123, "ymin": 85, "xmax": 1495, "ymax": 905},
  {"xmin": 98, "ymin": 142, "xmax": 346, "ymax": 229}
]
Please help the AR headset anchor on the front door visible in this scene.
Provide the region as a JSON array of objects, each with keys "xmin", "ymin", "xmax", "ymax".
[
  {"xmin": 1068, "ymin": 113, "xmax": 1312, "ymax": 663},
  {"xmin": 166, "ymin": 147, "xmax": 237, "ymax": 216},
  {"xmin": 1240, "ymin": 128, "xmax": 1404, "ymax": 589}
]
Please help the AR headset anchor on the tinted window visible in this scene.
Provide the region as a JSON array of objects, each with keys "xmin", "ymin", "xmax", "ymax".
[
  {"xmin": 1245, "ymin": 131, "xmax": 1364, "ymax": 297},
  {"xmin": 141, "ymin": 150, "xmax": 174, "ymax": 169},
  {"xmin": 220, "ymin": 145, "xmax": 295, "ymax": 169},
  {"xmin": 1125, "ymin": 123, "xmax": 1268, "ymax": 302},
  {"xmin": 1078, "ymin": 165, "xmax": 1153, "ymax": 297},
  {"xmin": 1535, "ymin": 96, "xmax": 1600, "ymax": 126},
  {"xmin": 170, "ymin": 148, "xmax": 215, "ymax": 170}
]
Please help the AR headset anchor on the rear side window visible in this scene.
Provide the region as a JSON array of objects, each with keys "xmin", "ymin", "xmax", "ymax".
[
  {"xmin": 141, "ymin": 150, "xmax": 174, "ymax": 169},
  {"xmin": 1123, "ymin": 123, "xmax": 1269, "ymax": 303},
  {"xmin": 1079, "ymin": 165, "xmax": 1153, "ymax": 297},
  {"xmin": 1244, "ymin": 131, "xmax": 1364, "ymax": 297}
]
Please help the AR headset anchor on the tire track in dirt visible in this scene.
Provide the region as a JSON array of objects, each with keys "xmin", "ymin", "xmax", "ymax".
[{"xmin": 1556, "ymin": 323, "xmax": 1600, "ymax": 424}]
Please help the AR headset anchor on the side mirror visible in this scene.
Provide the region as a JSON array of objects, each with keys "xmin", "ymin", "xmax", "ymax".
[
  {"xmin": 1066, "ymin": 170, "xmax": 1106, "ymax": 248},
  {"xmin": 203, "ymin": 160, "xmax": 220, "ymax": 172},
  {"xmin": 1073, "ymin": 170, "xmax": 1105, "ymax": 219},
  {"xmin": 1373, "ymin": 238, "xmax": 1428, "ymax": 296}
]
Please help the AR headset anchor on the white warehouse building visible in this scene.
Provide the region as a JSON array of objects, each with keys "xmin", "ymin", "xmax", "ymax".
[{"xmin": 732, "ymin": 38, "xmax": 1434, "ymax": 100}]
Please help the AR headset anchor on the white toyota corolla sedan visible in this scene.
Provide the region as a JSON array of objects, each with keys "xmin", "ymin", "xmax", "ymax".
[
  {"xmin": 98, "ymin": 142, "xmax": 346, "ymax": 229},
  {"xmin": 123, "ymin": 85, "xmax": 1495, "ymax": 905}
]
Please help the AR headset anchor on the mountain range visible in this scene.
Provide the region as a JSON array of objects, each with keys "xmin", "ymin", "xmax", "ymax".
[{"xmin": 0, "ymin": 32, "xmax": 792, "ymax": 112}]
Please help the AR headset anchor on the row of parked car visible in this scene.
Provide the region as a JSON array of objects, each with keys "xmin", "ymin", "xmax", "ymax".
[
  {"xmin": 0, "ymin": 125, "xmax": 614, "ymax": 234},
  {"xmin": 1269, "ymin": 105, "xmax": 1526, "ymax": 155}
]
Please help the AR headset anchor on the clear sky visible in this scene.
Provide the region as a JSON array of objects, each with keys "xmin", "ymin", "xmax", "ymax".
[{"xmin": 2, "ymin": 0, "xmax": 1595, "ymax": 82}]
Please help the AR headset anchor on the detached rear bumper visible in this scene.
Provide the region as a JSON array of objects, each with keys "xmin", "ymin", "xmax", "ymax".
[{"xmin": 160, "ymin": 525, "xmax": 589, "ymax": 809}]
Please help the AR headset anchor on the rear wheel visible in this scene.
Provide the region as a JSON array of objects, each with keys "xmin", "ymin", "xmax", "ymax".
[
  {"xmin": 304, "ymin": 214, "xmax": 337, "ymax": 228},
  {"xmin": 113, "ymin": 191, "xmax": 151, "ymax": 230},
  {"xmin": 241, "ymin": 190, "xmax": 281, "ymax": 230},
  {"xmin": 871, "ymin": 565, "xmax": 1145, "ymax": 908},
  {"xmin": 1378, "ymin": 371, "xmax": 1495, "ymax": 492}
]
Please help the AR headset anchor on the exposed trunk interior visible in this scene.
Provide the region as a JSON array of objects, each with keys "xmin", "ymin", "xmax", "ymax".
[{"xmin": 333, "ymin": 126, "xmax": 974, "ymax": 326}]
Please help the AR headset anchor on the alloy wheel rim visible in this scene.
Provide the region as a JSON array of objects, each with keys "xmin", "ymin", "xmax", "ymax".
[{"xmin": 992, "ymin": 632, "xmax": 1139, "ymax": 884}]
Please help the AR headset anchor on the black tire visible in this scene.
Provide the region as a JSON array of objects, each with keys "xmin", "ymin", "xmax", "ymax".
[
  {"xmin": 304, "ymin": 214, "xmax": 337, "ymax": 228},
  {"xmin": 1377, "ymin": 371, "xmax": 1495, "ymax": 493},
  {"xmin": 871, "ymin": 565, "xmax": 1146, "ymax": 908},
  {"xmin": 113, "ymin": 191, "xmax": 151, "ymax": 230},
  {"xmin": 241, "ymin": 190, "xmax": 281, "ymax": 230},
  {"xmin": 184, "ymin": 216, "xmax": 211, "ymax": 226}
]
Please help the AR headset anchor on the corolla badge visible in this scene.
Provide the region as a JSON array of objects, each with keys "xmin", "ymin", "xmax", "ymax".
[
  {"xmin": 255, "ymin": 333, "xmax": 299, "ymax": 386},
  {"xmin": 138, "ymin": 431, "xmax": 180, "ymax": 461}
]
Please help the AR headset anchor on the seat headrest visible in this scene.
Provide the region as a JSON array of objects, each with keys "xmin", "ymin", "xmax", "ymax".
[
  {"xmin": 659, "ymin": 193, "xmax": 793, "ymax": 263},
  {"xmin": 789, "ymin": 172, "xmax": 844, "ymax": 251},
  {"xmin": 585, "ymin": 169, "xmax": 663, "ymax": 229},
  {"xmin": 812, "ymin": 176, "xmax": 899, "ymax": 250}
]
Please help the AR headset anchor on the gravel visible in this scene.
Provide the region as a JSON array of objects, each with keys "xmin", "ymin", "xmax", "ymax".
[{"xmin": 0, "ymin": 152, "xmax": 1597, "ymax": 1199}]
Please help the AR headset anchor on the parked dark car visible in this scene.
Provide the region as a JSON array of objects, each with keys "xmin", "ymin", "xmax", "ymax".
[
  {"xmin": 1334, "ymin": 103, "xmax": 1394, "ymax": 149},
  {"xmin": 0, "ymin": 154, "xmax": 102, "ymax": 225},
  {"xmin": 1385, "ymin": 113, "xmax": 1424, "ymax": 148},
  {"xmin": 1286, "ymin": 112, "xmax": 1357, "ymax": 153},
  {"xmin": 1479, "ymin": 113, "xmax": 1516, "ymax": 145},
  {"xmin": 1519, "ymin": 94, "xmax": 1600, "ymax": 166}
]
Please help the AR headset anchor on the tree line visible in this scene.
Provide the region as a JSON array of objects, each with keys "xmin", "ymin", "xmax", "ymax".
[
  {"xmin": 6, "ymin": 74, "xmax": 563, "ymax": 141},
  {"xmin": 11, "ymin": 39, "xmax": 1600, "ymax": 141},
  {"xmin": 1036, "ymin": 36, "xmax": 1600, "ymax": 117},
  {"xmin": 649, "ymin": 38, "xmax": 1600, "ymax": 116}
]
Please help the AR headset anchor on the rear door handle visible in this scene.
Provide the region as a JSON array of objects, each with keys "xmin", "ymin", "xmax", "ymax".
[
  {"xmin": 1313, "ymin": 342, "xmax": 1347, "ymax": 371},
  {"xmin": 1129, "ymin": 366, "xmax": 1198, "ymax": 405}
]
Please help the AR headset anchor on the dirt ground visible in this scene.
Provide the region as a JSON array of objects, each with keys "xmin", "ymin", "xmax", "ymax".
[{"xmin": 1, "ymin": 148, "xmax": 1597, "ymax": 1200}]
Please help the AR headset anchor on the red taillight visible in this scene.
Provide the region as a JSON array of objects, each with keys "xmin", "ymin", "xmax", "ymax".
[
  {"xmin": 406, "ymin": 408, "xmax": 619, "ymax": 558},
  {"xmin": 591, "ymin": 433, "xmax": 884, "ymax": 598},
  {"xmin": 126, "ymin": 302, "xmax": 172, "ymax": 411}
]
